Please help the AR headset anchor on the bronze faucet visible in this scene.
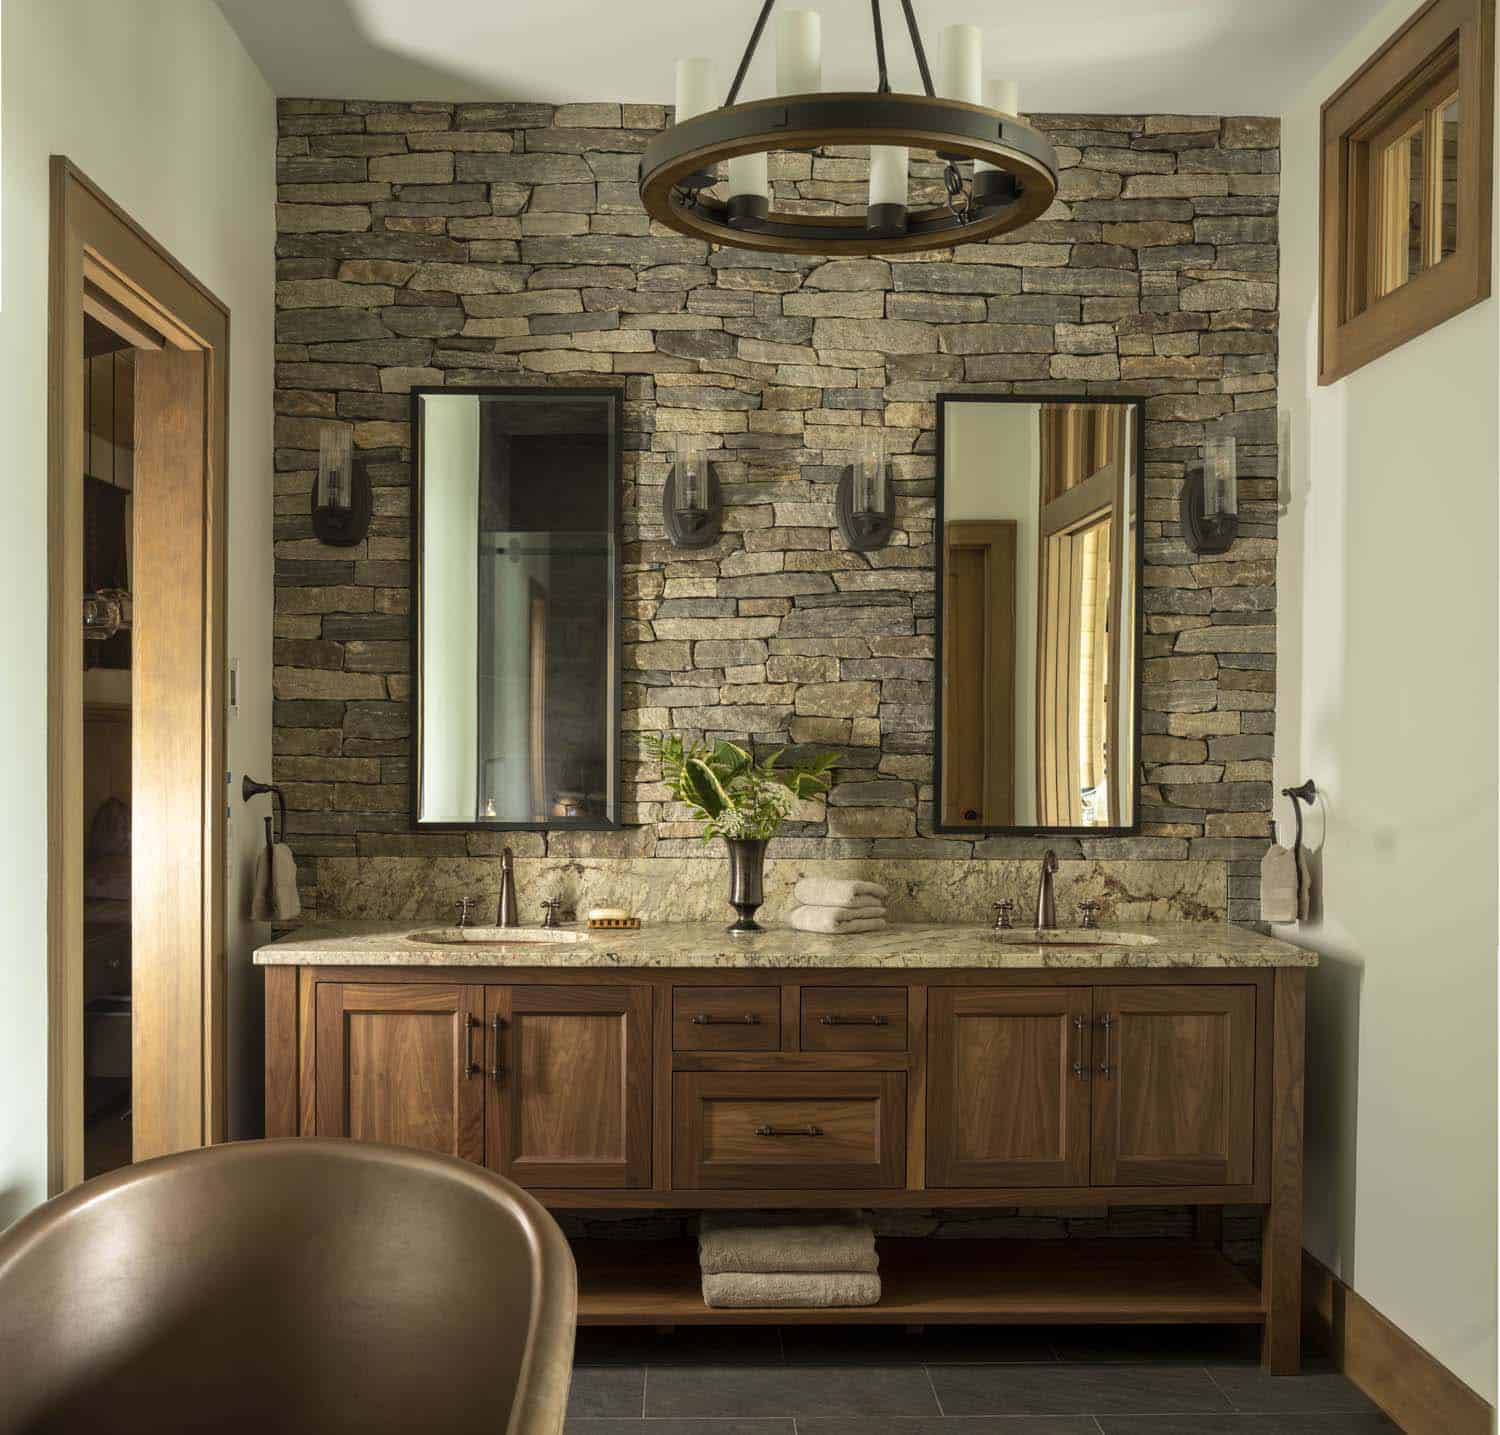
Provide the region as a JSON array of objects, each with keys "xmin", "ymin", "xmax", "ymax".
[
  {"xmin": 498, "ymin": 847, "xmax": 519, "ymax": 927},
  {"xmin": 1035, "ymin": 850, "xmax": 1059, "ymax": 930}
]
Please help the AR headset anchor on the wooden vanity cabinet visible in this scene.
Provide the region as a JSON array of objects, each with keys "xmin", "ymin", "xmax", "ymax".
[{"xmin": 267, "ymin": 964, "xmax": 1304, "ymax": 1372}]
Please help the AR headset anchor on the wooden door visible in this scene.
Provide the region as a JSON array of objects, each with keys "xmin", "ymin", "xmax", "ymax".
[
  {"xmin": 131, "ymin": 347, "xmax": 211, "ymax": 1162},
  {"xmin": 942, "ymin": 520, "xmax": 1016, "ymax": 826},
  {"xmin": 928, "ymin": 987, "xmax": 1093, "ymax": 1188},
  {"xmin": 315, "ymin": 982, "xmax": 485, "ymax": 1163},
  {"xmin": 488, "ymin": 984, "xmax": 652, "ymax": 1189},
  {"xmin": 1091, "ymin": 985, "xmax": 1256, "ymax": 1186}
]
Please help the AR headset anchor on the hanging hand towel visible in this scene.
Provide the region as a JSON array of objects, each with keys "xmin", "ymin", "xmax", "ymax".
[
  {"xmin": 1259, "ymin": 843, "xmax": 1309, "ymax": 924},
  {"xmin": 794, "ymin": 878, "xmax": 889, "ymax": 908},
  {"xmin": 787, "ymin": 905, "xmax": 887, "ymax": 935},
  {"xmin": 252, "ymin": 842, "xmax": 302, "ymax": 922}
]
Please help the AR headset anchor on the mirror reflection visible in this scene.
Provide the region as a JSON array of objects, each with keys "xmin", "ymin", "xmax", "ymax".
[
  {"xmin": 414, "ymin": 389, "xmax": 618, "ymax": 827},
  {"xmin": 938, "ymin": 398, "xmax": 1139, "ymax": 831}
]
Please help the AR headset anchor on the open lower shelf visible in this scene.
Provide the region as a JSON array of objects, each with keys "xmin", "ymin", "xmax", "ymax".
[{"xmin": 572, "ymin": 1237, "xmax": 1266, "ymax": 1326}]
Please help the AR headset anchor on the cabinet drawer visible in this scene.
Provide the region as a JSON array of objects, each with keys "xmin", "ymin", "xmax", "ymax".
[
  {"xmin": 673, "ymin": 1071, "xmax": 905, "ymax": 1189},
  {"xmin": 673, "ymin": 986, "xmax": 780, "ymax": 1051},
  {"xmin": 801, "ymin": 987, "xmax": 908, "ymax": 1052}
]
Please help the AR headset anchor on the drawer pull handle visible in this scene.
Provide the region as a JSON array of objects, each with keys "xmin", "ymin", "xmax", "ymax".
[
  {"xmin": 819, "ymin": 1014, "xmax": 888, "ymax": 1026},
  {"xmin": 754, "ymin": 1124, "xmax": 824, "ymax": 1138},
  {"xmin": 691, "ymin": 1014, "xmax": 760, "ymax": 1025}
]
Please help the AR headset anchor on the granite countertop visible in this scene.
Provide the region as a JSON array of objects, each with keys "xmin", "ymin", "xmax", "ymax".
[{"xmin": 253, "ymin": 919, "xmax": 1315, "ymax": 970}]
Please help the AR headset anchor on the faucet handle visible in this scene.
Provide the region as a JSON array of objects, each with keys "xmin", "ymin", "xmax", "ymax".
[
  {"xmin": 539, "ymin": 897, "xmax": 562, "ymax": 929},
  {"xmin": 992, "ymin": 900, "xmax": 1015, "ymax": 930},
  {"xmin": 1077, "ymin": 900, "xmax": 1100, "ymax": 931}
]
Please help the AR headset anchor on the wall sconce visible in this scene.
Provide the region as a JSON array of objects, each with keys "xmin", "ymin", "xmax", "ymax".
[
  {"xmin": 664, "ymin": 432, "xmax": 722, "ymax": 549},
  {"xmin": 1180, "ymin": 428, "xmax": 1238, "ymax": 555},
  {"xmin": 837, "ymin": 426, "xmax": 895, "ymax": 552},
  {"xmin": 312, "ymin": 420, "xmax": 372, "ymax": 547}
]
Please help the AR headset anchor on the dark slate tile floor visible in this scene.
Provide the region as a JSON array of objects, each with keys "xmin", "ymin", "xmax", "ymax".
[{"xmin": 566, "ymin": 1326, "xmax": 1400, "ymax": 1434}]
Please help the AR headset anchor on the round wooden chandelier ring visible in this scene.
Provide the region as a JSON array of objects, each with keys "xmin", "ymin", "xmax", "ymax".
[{"xmin": 639, "ymin": 91, "xmax": 1059, "ymax": 257}]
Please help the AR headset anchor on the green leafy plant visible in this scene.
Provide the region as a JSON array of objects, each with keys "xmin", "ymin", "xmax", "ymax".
[{"xmin": 644, "ymin": 734, "xmax": 838, "ymax": 842}]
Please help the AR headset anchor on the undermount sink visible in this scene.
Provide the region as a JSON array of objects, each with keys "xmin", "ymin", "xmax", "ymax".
[
  {"xmin": 989, "ymin": 928, "xmax": 1158, "ymax": 948},
  {"xmin": 406, "ymin": 926, "xmax": 589, "ymax": 946}
]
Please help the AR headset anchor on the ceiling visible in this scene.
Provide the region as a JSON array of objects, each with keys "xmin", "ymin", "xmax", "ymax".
[{"xmin": 218, "ymin": 0, "xmax": 1373, "ymax": 114}]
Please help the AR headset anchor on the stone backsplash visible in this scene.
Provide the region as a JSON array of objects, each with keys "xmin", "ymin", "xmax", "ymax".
[{"xmin": 272, "ymin": 99, "xmax": 1279, "ymax": 925}]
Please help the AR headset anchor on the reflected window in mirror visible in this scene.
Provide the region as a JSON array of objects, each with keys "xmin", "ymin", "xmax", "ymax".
[
  {"xmin": 413, "ymin": 387, "xmax": 620, "ymax": 829},
  {"xmin": 935, "ymin": 396, "xmax": 1141, "ymax": 834}
]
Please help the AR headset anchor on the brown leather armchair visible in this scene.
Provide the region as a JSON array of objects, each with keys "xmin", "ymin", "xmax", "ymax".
[{"xmin": 0, "ymin": 1139, "xmax": 576, "ymax": 1434}]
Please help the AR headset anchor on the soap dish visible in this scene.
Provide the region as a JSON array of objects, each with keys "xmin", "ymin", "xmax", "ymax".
[{"xmin": 587, "ymin": 915, "xmax": 641, "ymax": 932}]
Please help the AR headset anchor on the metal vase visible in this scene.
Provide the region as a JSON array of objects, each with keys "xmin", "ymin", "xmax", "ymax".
[{"xmin": 724, "ymin": 837, "xmax": 769, "ymax": 935}]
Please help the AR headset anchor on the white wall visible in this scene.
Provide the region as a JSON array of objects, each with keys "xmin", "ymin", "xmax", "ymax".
[
  {"xmin": 1277, "ymin": 0, "xmax": 1498, "ymax": 1401},
  {"xmin": 1, "ymin": 0, "xmax": 275, "ymax": 1220}
]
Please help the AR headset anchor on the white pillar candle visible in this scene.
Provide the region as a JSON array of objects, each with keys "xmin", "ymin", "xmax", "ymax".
[
  {"xmin": 775, "ymin": 9, "xmax": 821, "ymax": 94},
  {"xmin": 868, "ymin": 145, "xmax": 908, "ymax": 209},
  {"xmin": 728, "ymin": 150, "xmax": 770, "ymax": 202},
  {"xmin": 674, "ymin": 57, "xmax": 715, "ymax": 123},
  {"xmin": 975, "ymin": 78, "xmax": 1021, "ymax": 178},
  {"xmin": 940, "ymin": 24, "xmax": 983, "ymax": 104}
]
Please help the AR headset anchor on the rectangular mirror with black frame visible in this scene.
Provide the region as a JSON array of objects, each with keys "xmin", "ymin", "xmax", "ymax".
[
  {"xmin": 934, "ymin": 395, "xmax": 1143, "ymax": 835},
  {"xmin": 410, "ymin": 386, "xmax": 621, "ymax": 830}
]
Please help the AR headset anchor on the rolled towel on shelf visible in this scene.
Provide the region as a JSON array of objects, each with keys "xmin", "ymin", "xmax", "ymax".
[
  {"xmin": 794, "ymin": 877, "xmax": 889, "ymax": 908},
  {"xmin": 699, "ymin": 1210, "xmax": 877, "ymax": 1276},
  {"xmin": 787, "ymin": 905, "xmax": 887, "ymax": 935},
  {"xmin": 702, "ymin": 1271, "xmax": 881, "ymax": 1309}
]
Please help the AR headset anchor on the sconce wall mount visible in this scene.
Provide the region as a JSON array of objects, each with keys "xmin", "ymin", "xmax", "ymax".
[
  {"xmin": 312, "ymin": 421, "xmax": 372, "ymax": 547},
  {"xmin": 664, "ymin": 437, "xmax": 723, "ymax": 549},
  {"xmin": 1179, "ymin": 431, "xmax": 1238, "ymax": 556}
]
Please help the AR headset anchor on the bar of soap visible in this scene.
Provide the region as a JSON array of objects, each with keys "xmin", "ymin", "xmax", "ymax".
[{"xmin": 588, "ymin": 907, "xmax": 631, "ymax": 922}]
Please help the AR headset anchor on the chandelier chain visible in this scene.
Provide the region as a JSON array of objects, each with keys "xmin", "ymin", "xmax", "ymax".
[
  {"xmin": 870, "ymin": 0, "xmax": 891, "ymax": 93},
  {"xmin": 899, "ymin": 0, "xmax": 936, "ymax": 98},
  {"xmin": 725, "ymin": 0, "xmax": 777, "ymax": 106}
]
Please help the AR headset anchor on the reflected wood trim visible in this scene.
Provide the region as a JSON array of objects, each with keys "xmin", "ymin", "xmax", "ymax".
[
  {"xmin": 529, "ymin": 1181, "xmax": 1265, "ymax": 1209},
  {"xmin": 47, "ymin": 158, "xmax": 229, "ymax": 1192},
  {"xmin": 298, "ymin": 967, "xmax": 318, "ymax": 1135},
  {"xmin": 1303, "ymin": 1249, "xmax": 1493, "ymax": 1433},
  {"xmin": 941, "ymin": 520, "xmax": 1016, "ymax": 827}
]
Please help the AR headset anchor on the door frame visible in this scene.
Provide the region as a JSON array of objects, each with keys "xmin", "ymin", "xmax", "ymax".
[{"xmin": 46, "ymin": 158, "xmax": 230, "ymax": 1193}]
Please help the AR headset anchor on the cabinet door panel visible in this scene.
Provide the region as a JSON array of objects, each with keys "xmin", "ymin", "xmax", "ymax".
[
  {"xmin": 488, "ymin": 984, "xmax": 652, "ymax": 1189},
  {"xmin": 928, "ymin": 987, "xmax": 1092, "ymax": 1188},
  {"xmin": 1091, "ymin": 985, "xmax": 1255, "ymax": 1186},
  {"xmin": 315, "ymin": 982, "xmax": 485, "ymax": 1163}
]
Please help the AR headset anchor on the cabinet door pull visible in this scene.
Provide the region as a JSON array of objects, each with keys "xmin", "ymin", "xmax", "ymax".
[
  {"xmin": 1071, "ymin": 1012, "xmax": 1089, "ymax": 1079},
  {"xmin": 691, "ymin": 1013, "xmax": 759, "ymax": 1025},
  {"xmin": 754, "ymin": 1124, "xmax": 824, "ymax": 1138},
  {"xmin": 1097, "ymin": 1012, "xmax": 1114, "ymax": 1077},
  {"xmin": 463, "ymin": 1012, "xmax": 480, "ymax": 1077},
  {"xmin": 489, "ymin": 1013, "xmax": 504, "ymax": 1082},
  {"xmin": 819, "ymin": 1014, "xmax": 888, "ymax": 1026}
]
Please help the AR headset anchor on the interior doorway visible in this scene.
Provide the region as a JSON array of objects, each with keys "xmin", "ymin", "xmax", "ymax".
[{"xmin": 47, "ymin": 160, "xmax": 230, "ymax": 1193}]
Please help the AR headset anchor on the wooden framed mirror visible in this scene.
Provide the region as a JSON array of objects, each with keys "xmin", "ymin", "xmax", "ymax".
[{"xmin": 933, "ymin": 395, "xmax": 1143, "ymax": 835}]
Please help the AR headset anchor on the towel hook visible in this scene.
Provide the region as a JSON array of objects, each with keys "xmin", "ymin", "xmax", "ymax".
[
  {"xmin": 1278, "ymin": 779, "xmax": 1317, "ymax": 912},
  {"xmin": 242, "ymin": 775, "xmax": 287, "ymax": 846}
]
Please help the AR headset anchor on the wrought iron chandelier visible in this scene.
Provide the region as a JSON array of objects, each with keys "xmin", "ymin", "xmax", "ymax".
[{"xmin": 639, "ymin": 1, "xmax": 1059, "ymax": 257}]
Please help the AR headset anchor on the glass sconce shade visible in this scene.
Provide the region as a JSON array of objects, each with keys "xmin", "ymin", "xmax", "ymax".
[
  {"xmin": 665, "ymin": 433, "xmax": 722, "ymax": 548},
  {"xmin": 312, "ymin": 420, "xmax": 371, "ymax": 546},
  {"xmin": 318, "ymin": 422, "xmax": 354, "ymax": 513},
  {"xmin": 1202, "ymin": 434, "xmax": 1238, "ymax": 517},
  {"xmin": 1180, "ymin": 427, "xmax": 1238, "ymax": 555},
  {"xmin": 837, "ymin": 426, "xmax": 894, "ymax": 552}
]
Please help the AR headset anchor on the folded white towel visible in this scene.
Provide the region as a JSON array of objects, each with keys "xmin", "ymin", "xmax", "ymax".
[
  {"xmin": 252, "ymin": 842, "xmax": 302, "ymax": 922},
  {"xmin": 795, "ymin": 877, "xmax": 889, "ymax": 908},
  {"xmin": 699, "ymin": 1210, "xmax": 877, "ymax": 1275},
  {"xmin": 702, "ymin": 1271, "xmax": 881, "ymax": 1308},
  {"xmin": 788, "ymin": 905, "xmax": 888, "ymax": 935}
]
